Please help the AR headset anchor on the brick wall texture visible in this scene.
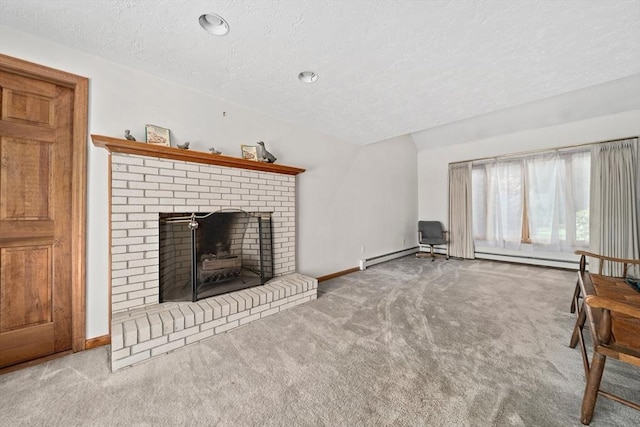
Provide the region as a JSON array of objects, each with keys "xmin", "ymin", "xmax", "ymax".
[{"xmin": 110, "ymin": 153, "xmax": 296, "ymax": 314}]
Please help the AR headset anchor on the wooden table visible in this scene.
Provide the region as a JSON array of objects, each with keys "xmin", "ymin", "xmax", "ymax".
[
  {"xmin": 569, "ymin": 251, "xmax": 640, "ymax": 425},
  {"xmin": 586, "ymin": 273, "xmax": 640, "ymax": 351}
]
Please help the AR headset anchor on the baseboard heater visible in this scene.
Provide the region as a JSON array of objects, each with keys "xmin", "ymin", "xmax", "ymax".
[
  {"xmin": 474, "ymin": 250, "xmax": 582, "ymax": 270},
  {"xmin": 359, "ymin": 247, "xmax": 418, "ymax": 270}
]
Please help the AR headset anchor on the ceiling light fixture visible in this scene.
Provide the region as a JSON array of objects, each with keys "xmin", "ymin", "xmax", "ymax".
[
  {"xmin": 298, "ymin": 71, "xmax": 318, "ymax": 83},
  {"xmin": 199, "ymin": 13, "xmax": 229, "ymax": 36}
]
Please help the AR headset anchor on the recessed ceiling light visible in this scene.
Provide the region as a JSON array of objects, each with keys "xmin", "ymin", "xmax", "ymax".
[
  {"xmin": 298, "ymin": 71, "xmax": 318, "ymax": 83},
  {"xmin": 199, "ymin": 13, "xmax": 229, "ymax": 36}
]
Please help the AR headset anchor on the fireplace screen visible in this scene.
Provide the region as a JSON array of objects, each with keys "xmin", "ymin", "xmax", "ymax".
[{"xmin": 159, "ymin": 210, "xmax": 273, "ymax": 302}]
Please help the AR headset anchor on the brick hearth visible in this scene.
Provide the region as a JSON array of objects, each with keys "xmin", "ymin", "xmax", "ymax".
[
  {"xmin": 99, "ymin": 141, "xmax": 315, "ymax": 371},
  {"xmin": 110, "ymin": 273, "xmax": 317, "ymax": 371}
]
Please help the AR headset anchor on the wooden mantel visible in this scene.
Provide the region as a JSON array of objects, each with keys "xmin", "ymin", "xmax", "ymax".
[{"xmin": 91, "ymin": 134, "xmax": 305, "ymax": 175}]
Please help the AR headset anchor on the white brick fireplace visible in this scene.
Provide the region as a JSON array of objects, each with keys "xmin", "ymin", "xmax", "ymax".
[{"xmin": 93, "ymin": 135, "xmax": 317, "ymax": 371}]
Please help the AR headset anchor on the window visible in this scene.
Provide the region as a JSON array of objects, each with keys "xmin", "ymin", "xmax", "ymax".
[{"xmin": 472, "ymin": 149, "xmax": 590, "ymax": 252}]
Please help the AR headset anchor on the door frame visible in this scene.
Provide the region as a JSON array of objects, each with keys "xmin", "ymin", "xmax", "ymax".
[{"xmin": 0, "ymin": 54, "xmax": 87, "ymax": 352}]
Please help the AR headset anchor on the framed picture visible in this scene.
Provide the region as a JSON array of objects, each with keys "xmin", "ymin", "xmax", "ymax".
[
  {"xmin": 145, "ymin": 124, "xmax": 171, "ymax": 146},
  {"xmin": 241, "ymin": 144, "xmax": 258, "ymax": 161}
]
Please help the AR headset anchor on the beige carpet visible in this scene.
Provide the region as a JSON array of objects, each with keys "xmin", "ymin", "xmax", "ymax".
[{"xmin": 1, "ymin": 256, "xmax": 638, "ymax": 426}]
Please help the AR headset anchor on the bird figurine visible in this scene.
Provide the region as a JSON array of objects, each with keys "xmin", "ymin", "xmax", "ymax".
[
  {"xmin": 209, "ymin": 147, "xmax": 221, "ymax": 155},
  {"xmin": 177, "ymin": 142, "xmax": 190, "ymax": 150},
  {"xmin": 256, "ymin": 141, "xmax": 277, "ymax": 163},
  {"xmin": 124, "ymin": 130, "xmax": 136, "ymax": 141}
]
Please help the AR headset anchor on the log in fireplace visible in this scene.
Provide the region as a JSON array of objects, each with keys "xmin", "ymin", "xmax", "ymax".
[{"xmin": 159, "ymin": 210, "xmax": 273, "ymax": 302}]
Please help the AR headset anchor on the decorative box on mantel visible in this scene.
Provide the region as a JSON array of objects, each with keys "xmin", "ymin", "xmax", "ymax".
[{"xmin": 91, "ymin": 135, "xmax": 317, "ymax": 371}]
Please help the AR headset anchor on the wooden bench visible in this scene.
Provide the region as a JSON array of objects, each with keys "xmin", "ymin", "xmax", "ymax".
[{"xmin": 569, "ymin": 250, "xmax": 640, "ymax": 425}]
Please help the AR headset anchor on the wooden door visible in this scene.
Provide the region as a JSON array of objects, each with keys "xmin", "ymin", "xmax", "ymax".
[{"xmin": 0, "ymin": 55, "xmax": 87, "ymax": 369}]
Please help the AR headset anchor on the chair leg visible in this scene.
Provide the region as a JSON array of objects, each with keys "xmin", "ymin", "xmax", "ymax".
[
  {"xmin": 570, "ymin": 280, "xmax": 581, "ymax": 313},
  {"xmin": 581, "ymin": 352, "xmax": 606, "ymax": 425},
  {"xmin": 430, "ymin": 245, "xmax": 434, "ymax": 261},
  {"xmin": 570, "ymin": 306, "xmax": 586, "ymax": 349}
]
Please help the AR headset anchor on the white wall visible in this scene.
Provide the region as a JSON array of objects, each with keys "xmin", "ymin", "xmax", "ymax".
[
  {"xmin": 0, "ymin": 26, "xmax": 418, "ymax": 338},
  {"xmin": 412, "ymin": 74, "xmax": 640, "ymax": 151},
  {"xmin": 298, "ymin": 134, "xmax": 418, "ymax": 275}
]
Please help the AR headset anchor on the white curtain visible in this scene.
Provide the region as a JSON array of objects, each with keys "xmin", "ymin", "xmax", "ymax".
[
  {"xmin": 448, "ymin": 162, "xmax": 474, "ymax": 258},
  {"xmin": 525, "ymin": 150, "xmax": 590, "ymax": 251},
  {"xmin": 475, "ymin": 160, "xmax": 523, "ymax": 249},
  {"xmin": 590, "ymin": 138, "xmax": 639, "ymax": 276}
]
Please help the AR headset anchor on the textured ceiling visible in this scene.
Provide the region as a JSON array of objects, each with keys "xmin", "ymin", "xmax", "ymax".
[{"xmin": 1, "ymin": 0, "xmax": 639, "ymax": 145}]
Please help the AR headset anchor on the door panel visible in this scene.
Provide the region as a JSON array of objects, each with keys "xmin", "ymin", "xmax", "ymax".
[
  {"xmin": 0, "ymin": 246, "xmax": 52, "ymax": 332},
  {"xmin": 3, "ymin": 89, "xmax": 55, "ymax": 126},
  {"xmin": 0, "ymin": 68, "xmax": 74, "ymax": 368},
  {"xmin": 1, "ymin": 138, "xmax": 53, "ymax": 220}
]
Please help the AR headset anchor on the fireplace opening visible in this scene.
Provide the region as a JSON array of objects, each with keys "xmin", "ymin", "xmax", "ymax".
[{"xmin": 159, "ymin": 210, "xmax": 273, "ymax": 302}]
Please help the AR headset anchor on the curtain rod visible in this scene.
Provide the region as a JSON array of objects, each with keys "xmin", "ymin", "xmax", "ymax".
[{"xmin": 448, "ymin": 135, "xmax": 638, "ymax": 166}]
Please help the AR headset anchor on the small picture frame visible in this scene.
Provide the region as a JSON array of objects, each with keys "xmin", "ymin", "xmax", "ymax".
[
  {"xmin": 241, "ymin": 144, "xmax": 258, "ymax": 161},
  {"xmin": 145, "ymin": 124, "xmax": 171, "ymax": 147}
]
